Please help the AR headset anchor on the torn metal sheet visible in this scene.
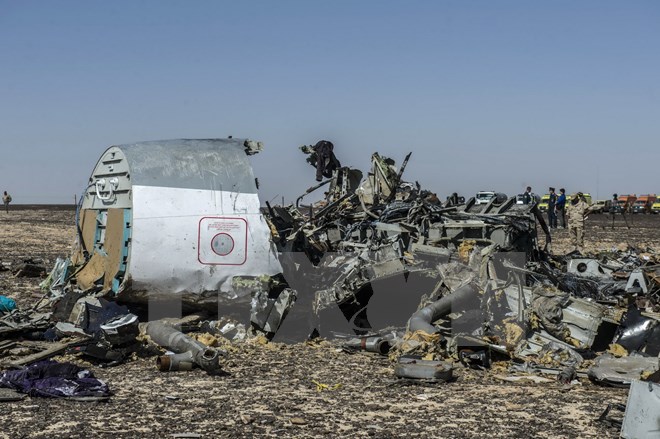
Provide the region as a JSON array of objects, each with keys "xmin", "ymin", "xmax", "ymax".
[
  {"xmin": 497, "ymin": 282, "xmax": 618, "ymax": 353},
  {"xmin": 613, "ymin": 307, "xmax": 660, "ymax": 356},
  {"xmin": 566, "ymin": 258, "xmax": 614, "ymax": 278},
  {"xmin": 0, "ymin": 309, "xmax": 51, "ymax": 336},
  {"xmin": 394, "ymin": 358, "xmax": 453, "ymax": 382},
  {"xmin": 621, "ymin": 380, "xmax": 660, "ymax": 438},
  {"xmin": 588, "ymin": 354, "xmax": 659, "ymax": 386},
  {"xmin": 250, "ymin": 288, "xmax": 296, "ymax": 334},
  {"xmin": 626, "ymin": 269, "xmax": 648, "ymax": 294}
]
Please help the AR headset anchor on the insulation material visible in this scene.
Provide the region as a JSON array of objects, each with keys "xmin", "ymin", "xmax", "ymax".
[
  {"xmin": 72, "ymin": 210, "xmax": 98, "ymax": 265},
  {"xmin": 103, "ymin": 209, "xmax": 128, "ymax": 291},
  {"xmin": 75, "ymin": 253, "xmax": 106, "ymax": 290}
]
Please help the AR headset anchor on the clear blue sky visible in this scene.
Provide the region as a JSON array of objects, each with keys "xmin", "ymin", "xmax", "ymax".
[{"xmin": 1, "ymin": 1, "xmax": 659, "ymax": 204}]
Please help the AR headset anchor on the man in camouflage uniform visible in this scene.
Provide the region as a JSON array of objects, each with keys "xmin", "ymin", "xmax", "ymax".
[{"xmin": 567, "ymin": 192, "xmax": 588, "ymax": 253}]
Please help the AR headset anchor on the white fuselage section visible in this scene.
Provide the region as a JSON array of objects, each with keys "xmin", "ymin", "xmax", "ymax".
[{"xmin": 129, "ymin": 185, "xmax": 282, "ymax": 299}]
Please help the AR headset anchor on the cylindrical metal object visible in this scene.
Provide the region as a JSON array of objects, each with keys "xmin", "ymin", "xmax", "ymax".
[
  {"xmin": 362, "ymin": 337, "xmax": 391, "ymax": 355},
  {"xmin": 157, "ymin": 352, "xmax": 194, "ymax": 371},
  {"xmin": 344, "ymin": 336, "xmax": 391, "ymax": 355},
  {"xmin": 407, "ymin": 283, "xmax": 480, "ymax": 336},
  {"xmin": 145, "ymin": 321, "xmax": 225, "ymax": 374}
]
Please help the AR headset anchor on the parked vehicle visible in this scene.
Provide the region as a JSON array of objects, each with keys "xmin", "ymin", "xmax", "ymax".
[
  {"xmin": 474, "ymin": 191, "xmax": 509, "ymax": 204},
  {"xmin": 589, "ymin": 199, "xmax": 609, "ymax": 214},
  {"xmin": 652, "ymin": 198, "xmax": 660, "ymax": 214},
  {"xmin": 632, "ymin": 194, "xmax": 657, "ymax": 214},
  {"xmin": 538, "ymin": 194, "xmax": 550, "ymax": 212},
  {"xmin": 613, "ymin": 194, "xmax": 637, "ymax": 214}
]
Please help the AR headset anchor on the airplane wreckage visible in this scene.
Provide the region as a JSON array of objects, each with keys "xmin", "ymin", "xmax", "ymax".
[{"xmin": 1, "ymin": 138, "xmax": 660, "ymax": 429}]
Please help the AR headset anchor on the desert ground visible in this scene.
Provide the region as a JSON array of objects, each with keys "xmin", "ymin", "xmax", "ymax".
[{"xmin": 1, "ymin": 205, "xmax": 659, "ymax": 438}]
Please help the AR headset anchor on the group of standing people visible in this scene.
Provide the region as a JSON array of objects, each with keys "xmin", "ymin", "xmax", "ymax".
[
  {"xmin": 523, "ymin": 185, "xmax": 588, "ymax": 254},
  {"xmin": 546, "ymin": 187, "xmax": 567, "ymax": 229}
]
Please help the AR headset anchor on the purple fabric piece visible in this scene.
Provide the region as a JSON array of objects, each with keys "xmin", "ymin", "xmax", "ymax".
[{"xmin": 0, "ymin": 360, "xmax": 110, "ymax": 398}]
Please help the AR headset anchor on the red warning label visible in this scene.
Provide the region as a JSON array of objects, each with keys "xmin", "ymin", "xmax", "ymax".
[{"xmin": 198, "ymin": 217, "xmax": 247, "ymax": 265}]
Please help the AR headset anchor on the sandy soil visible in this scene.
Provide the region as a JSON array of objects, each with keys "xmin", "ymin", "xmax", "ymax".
[{"xmin": 2, "ymin": 206, "xmax": 658, "ymax": 438}]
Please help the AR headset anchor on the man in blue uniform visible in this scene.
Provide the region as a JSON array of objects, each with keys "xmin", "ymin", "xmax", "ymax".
[{"xmin": 556, "ymin": 188, "xmax": 567, "ymax": 228}]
